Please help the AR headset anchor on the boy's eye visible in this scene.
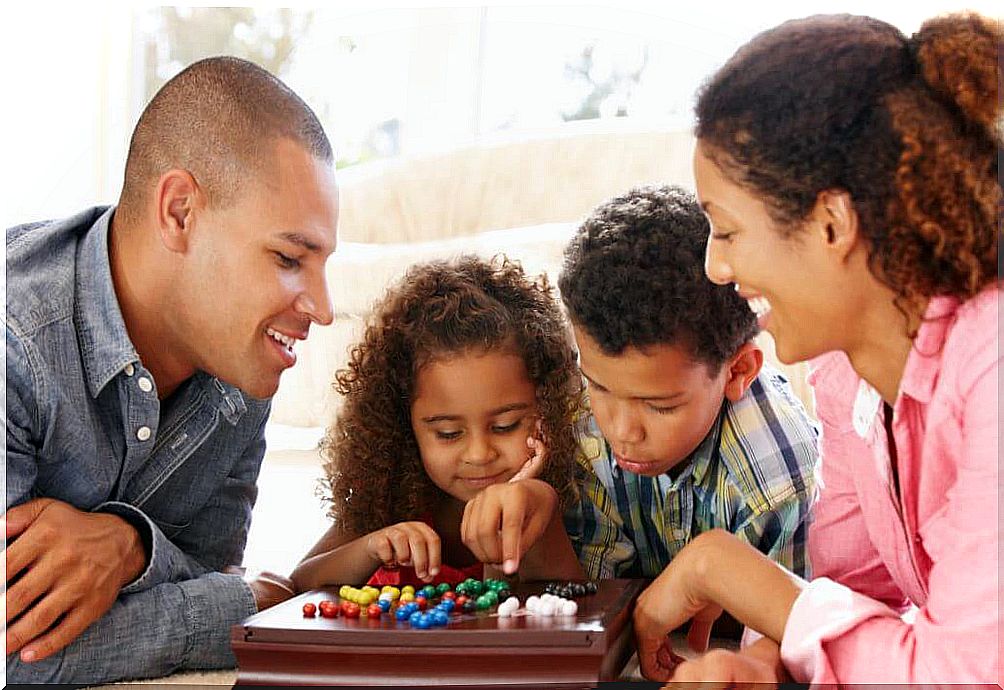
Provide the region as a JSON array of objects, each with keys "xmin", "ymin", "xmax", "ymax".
[
  {"xmin": 274, "ymin": 251, "xmax": 301, "ymax": 269},
  {"xmin": 710, "ymin": 231, "xmax": 733, "ymax": 242},
  {"xmin": 648, "ymin": 404, "xmax": 680, "ymax": 415}
]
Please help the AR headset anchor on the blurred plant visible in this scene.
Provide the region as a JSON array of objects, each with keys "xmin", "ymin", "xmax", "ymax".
[
  {"xmin": 140, "ymin": 7, "xmax": 314, "ymax": 103},
  {"xmin": 561, "ymin": 42, "xmax": 650, "ymax": 121}
]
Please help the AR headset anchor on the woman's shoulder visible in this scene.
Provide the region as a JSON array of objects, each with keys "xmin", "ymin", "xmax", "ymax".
[
  {"xmin": 940, "ymin": 284, "xmax": 1001, "ymax": 391},
  {"xmin": 806, "ymin": 351, "xmax": 859, "ymax": 429}
]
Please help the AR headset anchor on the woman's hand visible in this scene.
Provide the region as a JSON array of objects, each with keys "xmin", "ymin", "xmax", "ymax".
[{"xmin": 364, "ymin": 521, "xmax": 442, "ymax": 582}]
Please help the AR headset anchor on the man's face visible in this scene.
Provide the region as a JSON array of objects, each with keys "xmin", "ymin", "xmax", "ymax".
[
  {"xmin": 572, "ymin": 324, "xmax": 728, "ymax": 477},
  {"xmin": 181, "ymin": 138, "xmax": 339, "ymax": 398}
]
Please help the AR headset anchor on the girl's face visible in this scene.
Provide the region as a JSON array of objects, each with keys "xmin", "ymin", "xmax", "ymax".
[
  {"xmin": 410, "ymin": 349, "xmax": 539, "ymax": 503},
  {"xmin": 694, "ymin": 141, "xmax": 846, "ymax": 364}
]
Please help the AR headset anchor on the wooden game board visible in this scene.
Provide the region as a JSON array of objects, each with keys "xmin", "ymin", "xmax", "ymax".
[{"xmin": 232, "ymin": 578, "xmax": 646, "ymax": 688}]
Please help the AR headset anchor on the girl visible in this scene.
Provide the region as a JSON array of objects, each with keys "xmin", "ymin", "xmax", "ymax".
[
  {"xmin": 632, "ymin": 12, "xmax": 1000, "ymax": 686},
  {"xmin": 291, "ymin": 255, "xmax": 586, "ymax": 589}
]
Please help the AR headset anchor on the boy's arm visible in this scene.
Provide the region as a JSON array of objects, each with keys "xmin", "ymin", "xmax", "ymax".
[
  {"xmin": 564, "ymin": 459, "xmax": 637, "ymax": 579},
  {"xmin": 733, "ymin": 492, "xmax": 812, "ymax": 578}
]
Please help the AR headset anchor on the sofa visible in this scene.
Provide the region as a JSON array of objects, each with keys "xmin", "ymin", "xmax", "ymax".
[{"xmin": 269, "ymin": 120, "xmax": 813, "ymax": 429}]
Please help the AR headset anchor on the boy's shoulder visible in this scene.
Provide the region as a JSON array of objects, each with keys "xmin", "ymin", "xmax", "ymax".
[{"xmin": 716, "ymin": 365, "xmax": 820, "ymax": 507}]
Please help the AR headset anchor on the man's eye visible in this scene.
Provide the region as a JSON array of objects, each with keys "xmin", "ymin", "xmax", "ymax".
[{"xmin": 275, "ymin": 252, "xmax": 300, "ymax": 269}]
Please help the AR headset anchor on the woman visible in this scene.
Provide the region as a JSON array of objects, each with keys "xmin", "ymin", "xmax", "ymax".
[{"xmin": 633, "ymin": 12, "xmax": 1000, "ymax": 685}]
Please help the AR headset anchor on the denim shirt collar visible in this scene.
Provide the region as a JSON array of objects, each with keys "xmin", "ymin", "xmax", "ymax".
[
  {"xmin": 73, "ymin": 207, "xmax": 251, "ymax": 425},
  {"xmin": 74, "ymin": 207, "xmax": 140, "ymax": 398}
]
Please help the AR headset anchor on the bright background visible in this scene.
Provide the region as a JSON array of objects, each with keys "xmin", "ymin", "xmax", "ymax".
[{"xmin": 2, "ymin": 0, "xmax": 996, "ymax": 576}]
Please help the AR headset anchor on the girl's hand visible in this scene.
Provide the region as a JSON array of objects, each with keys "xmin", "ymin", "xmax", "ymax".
[
  {"xmin": 364, "ymin": 521, "xmax": 442, "ymax": 582},
  {"xmin": 509, "ymin": 419, "xmax": 547, "ymax": 482},
  {"xmin": 663, "ymin": 647, "xmax": 784, "ymax": 689},
  {"xmin": 461, "ymin": 478, "xmax": 558, "ymax": 575}
]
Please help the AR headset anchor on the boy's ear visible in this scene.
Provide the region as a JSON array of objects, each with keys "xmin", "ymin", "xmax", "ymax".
[{"xmin": 722, "ymin": 341, "xmax": 763, "ymax": 403}]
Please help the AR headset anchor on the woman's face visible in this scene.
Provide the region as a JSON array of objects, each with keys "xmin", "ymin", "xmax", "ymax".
[{"xmin": 694, "ymin": 141, "xmax": 846, "ymax": 364}]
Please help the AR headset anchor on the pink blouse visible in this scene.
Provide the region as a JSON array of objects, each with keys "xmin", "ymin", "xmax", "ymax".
[{"xmin": 780, "ymin": 287, "xmax": 1000, "ymax": 684}]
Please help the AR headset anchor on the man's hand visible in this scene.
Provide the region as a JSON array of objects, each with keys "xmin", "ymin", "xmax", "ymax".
[
  {"xmin": 461, "ymin": 479, "xmax": 558, "ymax": 575},
  {"xmin": 4, "ymin": 498, "xmax": 147, "ymax": 662}
]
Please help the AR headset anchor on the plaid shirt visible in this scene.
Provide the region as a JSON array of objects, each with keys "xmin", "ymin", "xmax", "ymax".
[{"xmin": 565, "ymin": 366, "xmax": 820, "ymax": 580}]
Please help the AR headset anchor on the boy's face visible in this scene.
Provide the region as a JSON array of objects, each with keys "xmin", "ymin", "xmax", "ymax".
[
  {"xmin": 179, "ymin": 139, "xmax": 339, "ymax": 399},
  {"xmin": 410, "ymin": 349, "xmax": 539, "ymax": 503},
  {"xmin": 573, "ymin": 324, "xmax": 728, "ymax": 477}
]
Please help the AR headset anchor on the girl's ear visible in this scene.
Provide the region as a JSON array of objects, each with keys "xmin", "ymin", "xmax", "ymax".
[{"xmin": 722, "ymin": 342, "xmax": 763, "ymax": 403}]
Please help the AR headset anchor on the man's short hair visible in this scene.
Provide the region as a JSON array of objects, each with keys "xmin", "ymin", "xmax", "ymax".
[
  {"xmin": 118, "ymin": 56, "xmax": 333, "ymax": 220},
  {"xmin": 558, "ymin": 184, "xmax": 758, "ymax": 371}
]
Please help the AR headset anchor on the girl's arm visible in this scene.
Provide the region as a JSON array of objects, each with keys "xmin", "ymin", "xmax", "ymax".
[{"xmin": 291, "ymin": 521, "xmax": 443, "ymax": 590}]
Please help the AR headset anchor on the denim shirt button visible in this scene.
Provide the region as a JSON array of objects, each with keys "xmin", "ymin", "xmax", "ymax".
[
  {"xmin": 136, "ymin": 426, "xmax": 152, "ymax": 441},
  {"xmin": 124, "ymin": 363, "xmax": 135, "ymax": 377},
  {"xmin": 138, "ymin": 377, "xmax": 153, "ymax": 393}
]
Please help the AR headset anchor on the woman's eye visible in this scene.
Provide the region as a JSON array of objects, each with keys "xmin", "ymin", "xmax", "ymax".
[{"xmin": 275, "ymin": 252, "xmax": 300, "ymax": 269}]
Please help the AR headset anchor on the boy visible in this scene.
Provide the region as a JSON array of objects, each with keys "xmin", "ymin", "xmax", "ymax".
[{"xmin": 559, "ymin": 185, "xmax": 819, "ymax": 581}]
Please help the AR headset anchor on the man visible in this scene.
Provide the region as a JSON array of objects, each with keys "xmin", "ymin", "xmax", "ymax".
[{"xmin": 4, "ymin": 56, "xmax": 339, "ymax": 684}]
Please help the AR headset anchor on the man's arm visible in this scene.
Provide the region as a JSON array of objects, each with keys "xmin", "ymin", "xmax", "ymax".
[{"xmin": 5, "ymin": 572, "xmax": 257, "ymax": 685}]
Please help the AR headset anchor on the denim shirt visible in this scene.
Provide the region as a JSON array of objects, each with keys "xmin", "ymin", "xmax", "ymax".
[{"xmin": 5, "ymin": 207, "xmax": 270, "ymax": 684}]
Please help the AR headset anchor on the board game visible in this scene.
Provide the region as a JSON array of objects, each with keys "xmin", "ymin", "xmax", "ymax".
[{"xmin": 232, "ymin": 578, "xmax": 646, "ymax": 688}]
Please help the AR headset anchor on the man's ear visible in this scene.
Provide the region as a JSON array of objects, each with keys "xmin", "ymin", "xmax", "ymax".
[
  {"xmin": 811, "ymin": 189, "xmax": 859, "ymax": 263},
  {"xmin": 154, "ymin": 169, "xmax": 200, "ymax": 253},
  {"xmin": 722, "ymin": 341, "xmax": 763, "ymax": 403}
]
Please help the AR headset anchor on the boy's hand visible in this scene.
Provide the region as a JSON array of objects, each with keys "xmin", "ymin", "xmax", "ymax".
[
  {"xmin": 663, "ymin": 646, "xmax": 784, "ymax": 689},
  {"xmin": 634, "ymin": 542, "xmax": 723, "ymax": 681},
  {"xmin": 509, "ymin": 419, "xmax": 547, "ymax": 482},
  {"xmin": 461, "ymin": 479, "xmax": 557, "ymax": 575},
  {"xmin": 365, "ymin": 521, "xmax": 442, "ymax": 581}
]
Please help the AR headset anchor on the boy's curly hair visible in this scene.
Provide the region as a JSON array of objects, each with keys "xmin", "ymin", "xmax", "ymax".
[
  {"xmin": 695, "ymin": 13, "xmax": 1001, "ymax": 329},
  {"xmin": 559, "ymin": 184, "xmax": 759, "ymax": 370},
  {"xmin": 321, "ymin": 255, "xmax": 585, "ymax": 536}
]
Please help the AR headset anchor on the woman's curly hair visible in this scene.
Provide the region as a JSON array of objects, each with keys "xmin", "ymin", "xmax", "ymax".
[
  {"xmin": 320, "ymin": 255, "xmax": 585, "ymax": 537},
  {"xmin": 695, "ymin": 12, "xmax": 1001, "ymax": 330}
]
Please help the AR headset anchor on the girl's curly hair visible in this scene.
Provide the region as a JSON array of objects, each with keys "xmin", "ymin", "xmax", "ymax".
[
  {"xmin": 695, "ymin": 12, "xmax": 1001, "ymax": 331},
  {"xmin": 320, "ymin": 255, "xmax": 585, "ymax": 536}
]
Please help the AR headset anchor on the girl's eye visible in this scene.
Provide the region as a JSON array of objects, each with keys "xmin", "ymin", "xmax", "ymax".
[
  {"xmin": 275, "ymin": 252, "xmax": 300, "ymax": 269},
  {"xmin": 492, "ymin": 421, "xmax": 521, "ymax": 434},
  {"xmin": 435, "ymin": 430, "xmax": 462, "ymax": 441}
]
